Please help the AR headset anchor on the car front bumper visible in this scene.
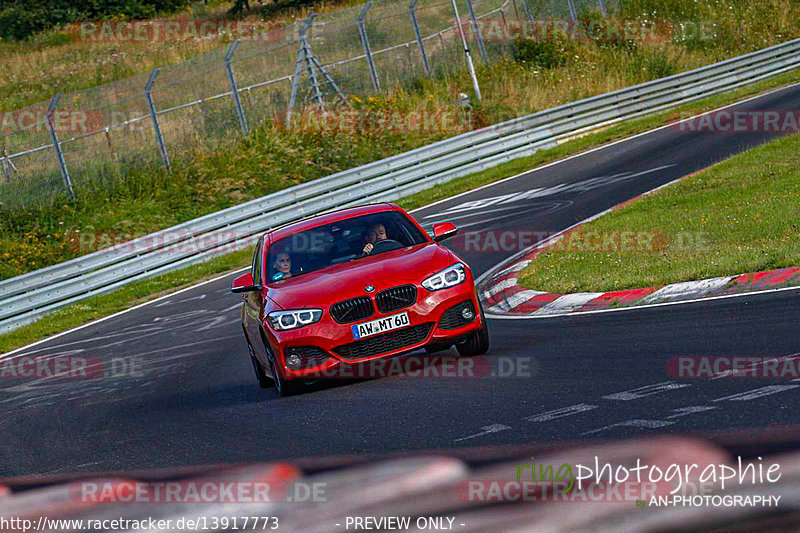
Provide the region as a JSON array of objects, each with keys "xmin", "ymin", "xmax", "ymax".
[{"xmin": 267, "ymin": 282, "xmax": 484, "ymax": 380}]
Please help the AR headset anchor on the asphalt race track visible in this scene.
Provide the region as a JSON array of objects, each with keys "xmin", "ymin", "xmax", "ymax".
[{"xmin": 2, "ymin": 85, "xmax": 800, "ymax": 478}]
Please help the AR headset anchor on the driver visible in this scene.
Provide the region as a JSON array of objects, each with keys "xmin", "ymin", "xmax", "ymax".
[{"xmin": 362, "ymin": 223, "xmax": 388, "ymax": 255}]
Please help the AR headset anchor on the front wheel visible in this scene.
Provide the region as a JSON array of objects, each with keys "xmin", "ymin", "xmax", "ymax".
[
  {"xmin": 456, "ymin": 303, "xmax": 489, "ymax": 357},
  {"xmin": 261, "ymin": 330, "xmax": 306, "ymax": 397},
  {"xmin": 246, "ymin": 335, "xmax": 271, "ymax": 389}
]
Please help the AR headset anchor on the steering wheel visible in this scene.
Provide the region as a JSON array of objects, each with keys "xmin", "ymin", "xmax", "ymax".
[{"xmin": 370, "ymin": 239, "xmax": 403, "ymax": 254}]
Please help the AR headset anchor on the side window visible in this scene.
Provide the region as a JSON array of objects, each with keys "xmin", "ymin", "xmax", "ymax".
[{"xmin": 252, "ymin": 239, "xmax": 263, "ymax": 285}]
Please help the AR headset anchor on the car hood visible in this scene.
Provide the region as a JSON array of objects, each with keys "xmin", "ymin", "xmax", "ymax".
[{"xmin": 265, "ymin": 242, "xmax": 455, "ymax": 309}]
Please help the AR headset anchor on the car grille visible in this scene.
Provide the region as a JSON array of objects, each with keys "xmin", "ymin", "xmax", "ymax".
[
  {"xmin": 330, "ymin": 296, "xmax": 374, "ymax": 324},
  {"xmin": 333, "ymin": 323, "xmax": 434, "ymax": 360},
  {"xmin": 284, "ymin": 346, "xmax": 331, "ymax": 369},
  {"xmin": 376, "ymin": 285, "xmax": 417, "ymax": 313},
  {"xmin": 439, "ymin": 300, "xmax": 476, "ymax": 330}
]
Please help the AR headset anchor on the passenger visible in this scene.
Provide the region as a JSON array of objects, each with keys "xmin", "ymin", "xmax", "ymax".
[
  {"xmin": 272, "ymin": 251, "xmax": 292, "ymax": 280},
  {"xmin": 362, "ymin": 223, "xmax": 388, "ymax": 255}
]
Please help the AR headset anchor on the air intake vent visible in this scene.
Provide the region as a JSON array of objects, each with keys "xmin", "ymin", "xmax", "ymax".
[
  {"xmin": 438, "ymin": 300, "xmax": 475, "ymax": 330},
  {"xmin": 330, "ymin": 296, "xmax": 374, "ymax": 324},
  {"xmin": 333, "ymin": 323, "xmax": 434, "ymax": 360},
  {"xmin": 376, "ymin": 285, "xmax": 417, "ymax": 313}
]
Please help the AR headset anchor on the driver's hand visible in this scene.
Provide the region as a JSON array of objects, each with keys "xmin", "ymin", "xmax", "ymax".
[{"xmin": 362, "ymin": 243, "xmax": 374, "ymax": 255}]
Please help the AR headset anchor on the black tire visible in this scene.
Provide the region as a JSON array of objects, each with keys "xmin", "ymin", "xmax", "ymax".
[
  {"xmin": 246, "ymin": 335, "xmax": 272, "ymax": 389},
  {"xmin": 261, "ymin": 329, "xmax": 305, "ymax": 397},
  {"xmin": 456, "ymin": 302, "xmax": 490, "ymax": 357}
]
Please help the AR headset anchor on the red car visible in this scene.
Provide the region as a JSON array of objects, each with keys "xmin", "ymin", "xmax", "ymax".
[{"xmin": 231, "ymin": 203, "xmax": 489, "ymax": 395}]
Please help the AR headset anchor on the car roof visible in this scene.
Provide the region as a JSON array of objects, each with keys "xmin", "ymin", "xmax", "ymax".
[{"xmin": 265, "ymin": 203, "xmax": 399, "ymax": 243}]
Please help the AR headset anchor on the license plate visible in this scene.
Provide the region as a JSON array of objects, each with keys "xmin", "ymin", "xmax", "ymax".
[{"xmin": 352, "ymin": 312, "xmax": 410, "ymax": 340}]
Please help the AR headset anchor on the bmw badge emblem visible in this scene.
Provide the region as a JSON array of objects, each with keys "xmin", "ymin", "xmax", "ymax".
[{"xmin": 365, "ymin": 285, "xmax": 375, "ymax": 292}]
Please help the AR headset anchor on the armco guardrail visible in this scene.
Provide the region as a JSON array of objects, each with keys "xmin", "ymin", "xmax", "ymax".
[{"xmin": 2, "ymin": 38, "xmax": 800, "ymax": 334}]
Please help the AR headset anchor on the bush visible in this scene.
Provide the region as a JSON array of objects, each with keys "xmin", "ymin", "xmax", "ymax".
[
  {"xmin": 512, "ymin": 39, "xmax": 571, "ymax": 69},
  {"xmin": 626, "ymin": 47, "xmax": 678, "ymax": 81},
  {"xmin": 0, "ymin": 0, "xmax": 191, "ymax": 40}
]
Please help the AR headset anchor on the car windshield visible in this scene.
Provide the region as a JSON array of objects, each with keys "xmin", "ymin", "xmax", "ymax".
[{"xmin": 265, "ymin": 210, "xmax": 428, "ymax": 282}]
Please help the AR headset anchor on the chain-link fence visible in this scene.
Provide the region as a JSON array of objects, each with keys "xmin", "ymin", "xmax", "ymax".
[{"xmin": 0, "ymin": 0, "xmax": 618, "ymax": 210}]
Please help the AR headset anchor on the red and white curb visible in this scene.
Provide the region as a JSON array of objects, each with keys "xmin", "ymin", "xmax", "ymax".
[{"xmin": 481, "ymin": 263, "xmax": 800, "ymax": 318}]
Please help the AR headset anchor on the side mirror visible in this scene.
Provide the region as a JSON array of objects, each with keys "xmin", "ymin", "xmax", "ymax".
[
  {"xmin": 231, "ymin": 272, "xmax": 260, "ymax": 294},
  {"xmin": 432, "ymin": 221, "xmax": 458, "ymax": 242}
]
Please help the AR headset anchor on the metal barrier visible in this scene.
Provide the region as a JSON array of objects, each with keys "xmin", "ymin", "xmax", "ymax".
[{"xmin": 1, "ymin": 37, "xmax": 799, "ymax": 333}]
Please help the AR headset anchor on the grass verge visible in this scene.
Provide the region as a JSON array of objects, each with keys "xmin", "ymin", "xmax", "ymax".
[
  {"xmin": 1, "ymin": 73, "xmax": 799, "ymax": 353},
  {"xmin": 517, "ymin": 130, "xmax": 800, "ymax": 294}
]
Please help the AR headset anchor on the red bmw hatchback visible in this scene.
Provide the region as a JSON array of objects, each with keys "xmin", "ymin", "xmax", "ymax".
[{"xmin": 231, "ymin": 203, "xmax": 489, "ymax": 395}]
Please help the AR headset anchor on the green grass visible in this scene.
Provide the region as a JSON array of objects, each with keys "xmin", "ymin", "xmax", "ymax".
[
  {"xmin": 517, "ymin": 131, "xmax": 800, "ymax": 294},
  {"xmin": 2, "ymin": 73, "xmax": 800, "ymax": 354}
]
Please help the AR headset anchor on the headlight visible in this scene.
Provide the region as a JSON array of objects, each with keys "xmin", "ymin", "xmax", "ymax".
[
  {"xmin": 422, "ymin": 263, "xmax": 467, "ymax": 291},
  {"xmin": 266, "ymin": 309, "xmax": 323, "ymax": 331}
]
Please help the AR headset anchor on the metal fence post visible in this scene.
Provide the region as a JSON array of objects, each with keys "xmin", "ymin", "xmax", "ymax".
[
  {"xmin": 518, "ymin": 0, "xmax": 534, "ymax": 21},
  {"xmin": 409, "ymin": 0, "xmax": 431, "ymax": 76},
  {"xmin": 303, "ymin": 38, "xmax": 325, "ymax": 109},
  {"xmin": 308, "ymin": 54, "xmax": 348, "ymax": 106},
  {"xmin": 1, "ymin": 149, "xmax": 10, "ymax": 182},
  {"xmin": 104, "ymin": 127, "xmax": 118, "ymax": 161},
  {"xmin": 145, "ymin": 69, "xmax": 171, "ymax": 173},
  {"xmin": 598, "ymin": 0, "xmax": 608, "ymax": 16},
  {"xmin": 465, "ymin": 0, "xmax": 487, "ymax": 61},
  {"xmin": 46, "ymin": 93, "xmax": 76, "ymax": 199},
  {"xmin": 287, "ymin": 14, "xmax": 314, "ymax": 126},
  {"xmin": 358, "ymin": 2, "xmax": 380, "ymax": 91},
  {"xmin": 450, "ymin": 0, "xmax": 481, "ymax": 103},
  {"xmin": 225, "ymin": 40, "xmax": 249, "ymax": 135},
  {"xmin": 566, "ymin": 0, "xmax": 578, "ymax": 21}
]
